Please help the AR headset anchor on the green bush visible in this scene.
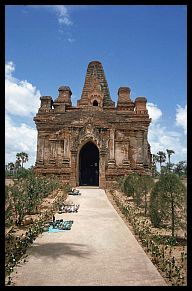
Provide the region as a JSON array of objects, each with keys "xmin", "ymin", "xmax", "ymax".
[{"xmin": 5, "ymin": 170, "xmax": 62, "ymax": 226}]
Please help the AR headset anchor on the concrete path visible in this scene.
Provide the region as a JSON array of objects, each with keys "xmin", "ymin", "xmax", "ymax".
[{"xmin": 11, "ymin": 188, "xmax": 167, "ymax": 286}]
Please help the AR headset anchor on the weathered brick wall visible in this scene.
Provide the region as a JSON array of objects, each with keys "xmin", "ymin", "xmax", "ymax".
[{"xmin": 33, "ymin": 61, "xmax": 152, "ymax": 188}]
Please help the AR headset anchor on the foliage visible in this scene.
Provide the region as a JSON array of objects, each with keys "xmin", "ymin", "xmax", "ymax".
[
  {"xmin": 122, "ymin": 173, "xmax": 140, "ymax": 199},
  {"xmin": 151, "ymin": 162, "xmax": 158, "ymax": 177},
  {"xmin": 132, "ymin": 175, "xmax": 144, "ymax": 207},
  {"xmin": 149, "ymin": 182, "xmax": 166, "ymax": 227},
  {"xmin": 5, "ymin": 204, "xmax": 14, "ymax": 228},
  {"xmin": 117, "ymin": 176, "xmax": 127, "ymax": 193},
  {"xmin": 16, "ymin": 152, "xmax": 29, "ymax": 168},
  {"xmin": 152, "ymin": 154, "xmax": 159, "ymax": 177},
  {"xmin": 5, "ymin": 186, "xmax": 14, "ymax": 227},
  {"xmin": 173, "ymin": 161, "xmax": 187, "ymax": 177},
  {"xmin": 150, "ymin": 173, "xmax": 186, "ymax": 237},
  {"xmin": 15, "ymin": 159, "xmax": 21, "ymax": 171},
  {"xmin": 119, "ymin": 174, "xmax": 154, "ymax": 211},
  {"xmin": 5, "ymin": 170, "xmax": 62, "ymax": 226},
  {"xmin": 161, "ymin": 163, "xmax": 175, "ymax": 175},
  {"xmin": 16, "ymin": 167, "xmax": 30, "ymax": 179},
  {"xmin": 151, "ymin": 150, "xmax": 186, "ymax": 179},
  {"xmin": 10, "ymin": 182, "xmax": 28, "ymax": 225},
  {"xmin": 110, "ymin": 190, "xmax": 187, "ymax": 286},
  {"xmin": 25, "ymin": 173, "xmax": 42, "ymax": 214},
  {"xmin": 5, "ymin": 162, "xmax": 16, "ymax": 177},
  {"xmin": 166, "ymin": 149, "xmax": 175, "ymax": 173},
  {"xmin": 156, "ymin": 151, "xmax": 166, "ymax": 173},
  {"xmin": 139, "ymin": 175, "xmax": 155, "ymax": 216},
  {"xmin": 5, "ymin": 186, "xmax": 68, "ymax": 281},
  {"xmin": 5, "ymin": 152, "xmax": 29, "ymax": 178}
]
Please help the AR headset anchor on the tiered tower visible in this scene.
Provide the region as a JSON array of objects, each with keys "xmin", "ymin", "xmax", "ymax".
[
  {"xmin": 34, "ymin": 60, "xmax": 152, "ymax": 188},
  {"xmin": 77, "ymin": 61, "xmax": 115, "ymax": 108}
]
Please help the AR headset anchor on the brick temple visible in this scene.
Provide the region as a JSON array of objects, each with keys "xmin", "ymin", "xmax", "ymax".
[{"xmin": 33, "ymin": 61, "xmax": 152, "ymax": 188}]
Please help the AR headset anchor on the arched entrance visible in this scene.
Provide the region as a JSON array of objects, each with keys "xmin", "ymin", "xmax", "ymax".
[{"xmin": 79, "ymin": 142, "xmax": 99, "ymax": 186}]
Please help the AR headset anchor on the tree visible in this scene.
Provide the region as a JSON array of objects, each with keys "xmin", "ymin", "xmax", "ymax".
[
  {"xmin": 156, "ymin": 151, "xmax": 166, "ymax": 173},
  {"xmin": 123, "ymin": 173, "xmax": 147, "ymax": 207},
  {"xmin": 16, "ymin": 152, "xmax": 29, "ymax": 168},
  {"xmin": 123, "ymin": 173, "xmax": 140, "ymax": 199},
  {"xmin": 133, "ymin": 176, "xmax": 143, "ymax": 207},
  {"xmin": 161, "ymin": 163, "xmax": 175, "ymax": 175},
  {"xmin": 118, "ymin": 176, "xmax": 127, "ymax": 194},
  {"xmin": 150, "ymin": 182, "xmax": 166, "ymax": 227},
  {"xmin": 25, "ymin": 170, "xmax": 41, "ymax": 214},
  {"xmin": 5, "ymin": 185, "xmax": 14, "ymax": 227},
  {"xmin": 7, "ymin": 162, "xmax": 15, "ymax": 175},
  {"xmin": 174, "ymin": 161, "xmax": 187, "ymax": 177},
  {"xmin": 151, "ymin": 154, "xmax": 159, "ymax": 176},
  {"xmin": 10, "ymin": 181, "xmax": 28, "ymax": 225},
  {"xmin": 150, "ymin": 173, "xmax": 186, "ymax": 237},
  {"xmin": 139, "ymin": 175, "xmax": 155, "ymax": 216},
  {"xmin": 166, "ymin": 149, "xmax": 175, "ymax": 172}
]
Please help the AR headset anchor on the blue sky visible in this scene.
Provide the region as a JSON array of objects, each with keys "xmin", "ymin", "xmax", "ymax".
[{"xmin": 5, "ymin": 5, "xmax": 187, "ymax": 168}]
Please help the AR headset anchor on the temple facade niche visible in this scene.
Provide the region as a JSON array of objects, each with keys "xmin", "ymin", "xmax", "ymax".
[{"xmin": 33, "ymin": 60, "xmax": 152, "ymax": 188}]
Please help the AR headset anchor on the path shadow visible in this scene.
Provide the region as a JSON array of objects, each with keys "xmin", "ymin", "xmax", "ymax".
[{"xmin": 28, "ymin": 242, "xmax": 91, "ymax": 260}]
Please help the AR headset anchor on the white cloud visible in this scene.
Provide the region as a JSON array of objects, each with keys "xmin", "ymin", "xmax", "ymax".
[
  {"xmin": 53, "ymin": 5, "xmax": 72, "ymax": 26},
  {"xmin": 146, "ymin": 102, "xmax": 182, "ymax": 165},
  {"xmin": 176, "ymin": 104, "xmax": 187, "ymax": 135},
  {"xmin": 5, "ymin": 62, "xmax": 41, "ymax": 117},
  {"xmin": 148, "ymin": 123, "xmax": 186, "ymax": 163},
  {"xmin": 28, "ymin": 5, "xmax": 74, "ymax": 39},
  {"xmin": 68, "ymin": 37, "xmax": 75, "ymax": 43},
  {"xmin": 5, "ymin": 61, "xmax": 15, "ymax": 77},
  {"xmin": 147, "ymin": 102, "xmax": 162, "ymax": 123},
  {"xmin": 148, "ymin": 103, "xmax": 187, "ymax": 164},
  {"xmin": 5, "ymin": 61, "xmax": 41, "ymax": 167},
  {"xmin": 29, "ymin": 5, "xmax": 73, "ymax": 27},
  {"xmin": 5, "ymin": 113, "xmax": 37, "ymax": 167}
]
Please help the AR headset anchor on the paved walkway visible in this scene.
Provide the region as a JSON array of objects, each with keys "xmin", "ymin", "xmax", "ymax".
[{"xmin": 11, "ymin": 188, "xmax": 167, "ymax": 286}]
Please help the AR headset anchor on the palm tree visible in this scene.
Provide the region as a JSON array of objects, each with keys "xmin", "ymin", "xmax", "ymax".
[
  {"xmin": 15, "ymin": 159, "xmax": 21, "ymax": 171},
  {"xmin": 7, "ymin": 162, "xmax": 15, "ymax": 174},
  {"xmin": 166, "ymin": 149, "xmax": 175, "ymax": 172},
  {"xmin": 157, "ymin": 151, "xmax": 166, "ymax": 173},
  {"xmin": 152, "ymin": 154, "xmax": 159, "ymax": 176},
  {"xmin": 16, "ymin": 152, "xmax": 29, "ymax": 168}
]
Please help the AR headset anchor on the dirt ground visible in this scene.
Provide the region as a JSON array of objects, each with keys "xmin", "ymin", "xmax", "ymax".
[
  {"xmin": 5, "ymin": 187, "xmax": 67, "ymax": 237},
  {"xmin": 5, "ymin": 180, "xmax": 187, "ymax": 286},
  {"xmin": 7, "ymin": 188, "xmax": 167, "ymax": 286},
  {"xmin": 105, "ymin": 189, "xmax": 187, "ymax": 286}
]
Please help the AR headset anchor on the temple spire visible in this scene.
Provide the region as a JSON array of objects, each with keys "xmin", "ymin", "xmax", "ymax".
[{"xmin": 77, "ymin": 61, "xmax": 115, "ymax": 108}]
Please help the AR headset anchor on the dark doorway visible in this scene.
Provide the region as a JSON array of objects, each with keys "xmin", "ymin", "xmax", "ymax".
[
  {"xmin": 93, "ymin": 100, "xmax": 98, "ymax": 106},
  {"xmin": 79, "ymin": 142, "xmax": 99, "ymax": 186}
]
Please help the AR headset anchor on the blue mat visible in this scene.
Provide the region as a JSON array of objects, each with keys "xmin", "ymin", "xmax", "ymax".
[{"xmin": 48, "ymin": 225, "xmax": 66, "ymax": 233}]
